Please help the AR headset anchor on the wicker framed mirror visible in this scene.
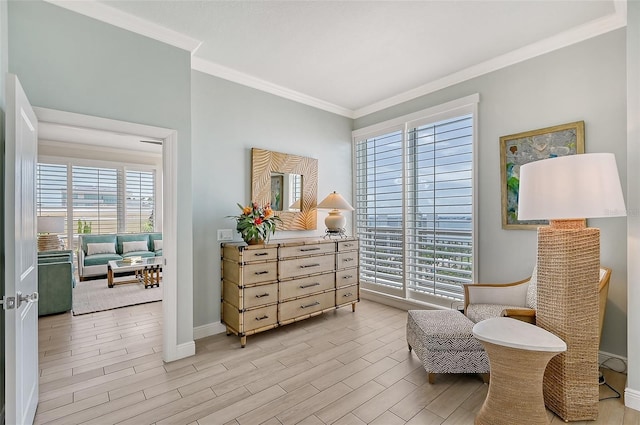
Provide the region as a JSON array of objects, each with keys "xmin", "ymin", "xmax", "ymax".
[{"xmin": 251, "ymin": 148, "xmax": 317, "ymax": 230}]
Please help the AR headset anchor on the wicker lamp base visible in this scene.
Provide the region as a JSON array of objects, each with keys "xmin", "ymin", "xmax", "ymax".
[
  {"xmin": 38, "ymin": 234, "xmax": 62, "ymax": 252},
  {"xmin": 536, "ymin": 219, "xmax": 600, "ymax": 421}
]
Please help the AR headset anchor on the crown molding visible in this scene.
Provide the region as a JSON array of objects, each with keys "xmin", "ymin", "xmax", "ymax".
[
  {"xmin": 353, "ymin": 8, "xmax": 627, "ymax": 119},
  {"xmin": 44, "ymin": 0, "xmax": 625, "ymax": 120},
  {"xmin": 192, "ymin": 57, "xmax": 354, "ymax": 118},
  {"xmin": 43, "ymin": 0, "xmax": 202, "ymax": 53}
]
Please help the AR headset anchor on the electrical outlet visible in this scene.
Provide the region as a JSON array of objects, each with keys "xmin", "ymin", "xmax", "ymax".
[{"xmin": 217, "ymin": 229, "xmax": 233, "ymax": 241}]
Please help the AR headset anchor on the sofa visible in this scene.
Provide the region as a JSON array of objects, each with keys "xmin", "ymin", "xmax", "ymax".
[
  {"xmin": 38, "ymin": 250, "xmax": 75, "ymax": 316},
  {"xmin": 78, "ymin": 232, "xmax": 162, "ymax": 280}
]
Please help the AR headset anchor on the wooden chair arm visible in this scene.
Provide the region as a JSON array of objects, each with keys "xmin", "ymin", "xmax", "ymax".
[{"xmin": 502, "ymin": 308, "xmax": 536, "ymax": 324}]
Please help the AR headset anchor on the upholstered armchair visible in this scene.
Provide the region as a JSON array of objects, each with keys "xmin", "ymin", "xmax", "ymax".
[{"xmin": 463, "ymin": 267, "xmax": 611, "ymax": 335}]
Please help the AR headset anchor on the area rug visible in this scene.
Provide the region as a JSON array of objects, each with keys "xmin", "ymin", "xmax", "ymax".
[{"xmin": 72, "ymin": 277, "xmax": 162, "ymax": 315}]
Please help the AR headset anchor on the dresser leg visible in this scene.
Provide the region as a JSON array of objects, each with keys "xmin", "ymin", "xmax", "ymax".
[
  {"xmin": 240, "ymin": 336, "xmax": 247, "ymax": 348},
  {"xmin": 352, "ymin": 302, "xmax": 356, "ymax": 312}
]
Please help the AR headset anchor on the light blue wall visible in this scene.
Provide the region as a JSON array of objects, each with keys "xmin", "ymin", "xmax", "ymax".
[
  {"xmin": 8, "ymin": 0, "xmax": 194, "ymax": 345},
  {"xmin": 355, "ymin": 29, "xmax": 628, "ymax": 357},
  {"xmin": 191, "ymin": 71, "xmax": 353, "ymax": 328}
]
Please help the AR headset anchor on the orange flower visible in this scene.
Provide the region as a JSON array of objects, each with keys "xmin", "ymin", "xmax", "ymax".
[
  {"xmin": 243, "ymin": 206, "xmax": 252, "ymax": 215},
  {"xmin": 264, "ymin": 208, "xmax": 273, "ymax": 218}
]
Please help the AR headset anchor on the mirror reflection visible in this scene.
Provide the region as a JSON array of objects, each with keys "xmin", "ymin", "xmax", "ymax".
[{"xmin": 270, "ymin": 172, "xmax": 303, "ymax": 211}]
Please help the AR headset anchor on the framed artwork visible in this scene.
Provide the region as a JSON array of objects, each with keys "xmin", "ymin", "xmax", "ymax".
[{"xmin": 500, "ymin": 121, "xmax": 585, "ymax": 229}]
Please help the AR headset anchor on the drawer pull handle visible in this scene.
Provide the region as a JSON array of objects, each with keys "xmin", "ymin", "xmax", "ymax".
[
  {"xmin": 342, "ymin": 275, "xmax": 353, "ymax": 279},
  {"xmin": 343, "ymin": 243, "xmax": 353, "ymax": 247},
  {"xmin": 255, "ymin": 315, "xmax": 269, "ymax": 321},
  {"xmin": 343, "ymin": 258, "xmax": 354, "ymax": 262},
  {"xmin": 300, "ymin": 263, "xmax": 320, "ymax": 269},
  {"xmin": 343, "ymin": 293, "xmax": 353, "ymax": 297},
  {"xmin": 301, "ymin": 301, "xmax": 320, "ymax": 309},
  {"xmin": 255, "ymin": 293, "xmax": 270, "ymax": 298},
  {"xmin": 254, "ymin": 252, "xmax": 269, "ymax": 256},
  {"xmin": 300, "ymin": 247, "xmax": 321, "ymax": 252},
  {"xmin": 254, "ymin": 271, "xmax": 269, "ymax": 275},
  {"xmin": 299, "ymin": 282, "xmax": 320, "ymax": 289}
]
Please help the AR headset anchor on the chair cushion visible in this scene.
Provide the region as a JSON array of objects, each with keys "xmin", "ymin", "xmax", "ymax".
[
  {"xmin": 466, "ymin": 304, "xmax": 525, "ymax": 323},
  {"xmin": 526, "ymin": 265, "xmax": 538, "ymax": 309}
]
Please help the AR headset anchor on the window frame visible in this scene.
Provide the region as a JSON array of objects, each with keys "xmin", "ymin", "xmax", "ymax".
[
  {"xmin": 38, "ymin": 155, "xmax": 161, "ymax": 251},
  {"xmin": 352, "ymin": 94, "xmax": 479, "ymax": 308}
]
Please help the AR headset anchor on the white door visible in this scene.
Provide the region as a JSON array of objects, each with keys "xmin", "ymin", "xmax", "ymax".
[{"xmin": 4, "ymin": 73, "xmax": 39, "ymax": 425}]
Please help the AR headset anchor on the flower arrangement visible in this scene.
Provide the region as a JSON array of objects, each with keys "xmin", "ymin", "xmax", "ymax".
[{"xmin": 229, "ymin": 202, "xmax": 282, "ymax": 244}]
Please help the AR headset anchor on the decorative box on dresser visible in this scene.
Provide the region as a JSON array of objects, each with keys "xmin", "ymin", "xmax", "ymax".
[{"xmin": 221, "ymin": 237, "xmax": 359, "ymax": 347}]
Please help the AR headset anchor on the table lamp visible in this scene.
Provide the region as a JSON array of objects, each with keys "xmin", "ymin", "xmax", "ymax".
[
  {"xmin": 37, "ymin": 216, "xmax": 65, "ymax": 251},
  {"xmin": 518, "ymin": 152, "xmax": 626, "ymax": 421},
  {"xmin": 317, "ymin": 191, "xmax": 354, "ymax": 237}
]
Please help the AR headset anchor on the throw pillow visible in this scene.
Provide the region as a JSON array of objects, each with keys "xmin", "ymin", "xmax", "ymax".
[
  {"xmin": 122, "ymin": 240, "xmax": 149, "ymax": 254},
  {"xmin": 86, "ymin": 242, "xmax": 116, "ymax": 256},
  {"xmin": 154, "ymin": 239, "xmax": 163, "ymax": 251}
]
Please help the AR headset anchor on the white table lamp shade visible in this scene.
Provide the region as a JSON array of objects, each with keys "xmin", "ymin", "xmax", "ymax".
[
  {"xmin": 317, "ymin": 191, "xmax": 354, "ymax": 233},
  {"xmin": 37, "ymin": 216, "xmax": 65, "ymax": 234},
  {"xmin": 518, "ymin": 153, "xmax": 626, "ymax": 220}
]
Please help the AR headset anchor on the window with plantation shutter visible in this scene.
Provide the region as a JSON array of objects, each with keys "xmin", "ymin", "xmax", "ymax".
[
  {"xmin": 125, "ymin": 170, "xmax": 156, "ymax": 233},
  {"xmin": 37, "ymin": 158, "xmax": 159, "ymax": 251},
  {"xmin": 354, "ymin": 95, "xmax": 477, "ymax": 304}
]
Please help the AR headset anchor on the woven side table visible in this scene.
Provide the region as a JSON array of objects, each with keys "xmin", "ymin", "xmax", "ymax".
[{"xmin": 473, "ymin": 317, "xmax": 566, "ymax": 425}]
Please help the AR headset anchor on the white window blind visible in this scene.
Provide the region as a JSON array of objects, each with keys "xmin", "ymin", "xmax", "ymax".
[
  {"xmin": 355, "ymin": 109, "xmax": 474, "ymax": 302},
  {"xmin": 37, "ymin": 159, "xmax": 159, "ymax": 251},
  {"xmin": 72, "ymin": 165, "xmax": 120, "ymax": 235},
  {"xmin": 125, "ymin": 170, "xmax": 156, "ymax": 233}
]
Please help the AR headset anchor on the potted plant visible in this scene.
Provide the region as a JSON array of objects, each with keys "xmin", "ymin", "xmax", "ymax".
[{"xmin": 229, "ymin": 202, "xmax": 282, "ymax": 244}]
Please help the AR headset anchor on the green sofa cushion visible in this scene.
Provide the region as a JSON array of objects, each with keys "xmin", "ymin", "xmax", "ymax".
[
  {"xmin": 116, "ymin": 234, "xmax": 150, "ymax": 255},
  {"xmin": 81, "ymin": 235, "xmax": 117, "ymax": 255},
  {"xmin": 148, "ymin": 232, "xmax": 162, "ymax": 251},
  {"xmin": 84, "ymin": 253, "xmax": 122, "ymax": 266},
  {"xmin": 122, "ymin": 251, "xmax": 156, "ymax": 259}
]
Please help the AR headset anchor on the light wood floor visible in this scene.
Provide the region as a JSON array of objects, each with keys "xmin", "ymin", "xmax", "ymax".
[{"xmin": 35, "ymin": 299, "xmax": 639, "ymax": 425}]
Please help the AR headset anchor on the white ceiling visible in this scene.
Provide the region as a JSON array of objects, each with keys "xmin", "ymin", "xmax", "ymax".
[{"xmin": 48, "ymin": 0, "xmax": 625, "ymax": 119}]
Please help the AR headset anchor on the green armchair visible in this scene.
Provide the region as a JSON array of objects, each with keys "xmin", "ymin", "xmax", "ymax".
[{"xmin": 38, "ymin": 250, "xmax": 75, "ymax": 316}]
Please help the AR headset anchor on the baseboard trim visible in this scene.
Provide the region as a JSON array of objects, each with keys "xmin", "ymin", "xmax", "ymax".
[
  {"xmin": 193, "ymin": 321, "xmax": 227, "ymax": 340},
  {"xmin": 175, "ymin": 341, "xmax": 196, "ymax": 359},
  {"xmin": 625, "ymin": 388, "xmax": 640, "ymax": 412}
]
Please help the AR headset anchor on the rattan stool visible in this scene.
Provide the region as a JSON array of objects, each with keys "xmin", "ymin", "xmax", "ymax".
[
  {"xmin": 406, "ymin": 309, "xmax": 489, "ymax": 384},
  {"xmin": 473, "ymin": 317, "xmax": 566, "ymax": 425}
]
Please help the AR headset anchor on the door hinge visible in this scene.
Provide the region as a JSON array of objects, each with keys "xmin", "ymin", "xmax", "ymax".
[{"xmin": 1, "ymin": 296, "xmax": 16, "ymax": 310}]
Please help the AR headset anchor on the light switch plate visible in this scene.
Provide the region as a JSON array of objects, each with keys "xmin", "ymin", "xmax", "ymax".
[{"xmin": 218, "ymin": 229, "xmax": 233, "ymax": 241}]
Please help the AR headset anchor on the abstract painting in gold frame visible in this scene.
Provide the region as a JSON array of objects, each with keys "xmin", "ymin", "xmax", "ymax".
[{"xmin": 500, "ymin": 121, "xmax": 585, "ymax": 229}]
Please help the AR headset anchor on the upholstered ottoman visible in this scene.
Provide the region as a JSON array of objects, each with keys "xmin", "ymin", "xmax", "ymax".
[{"xmin": 406, "ymin": 309, "xmax": 490, "ymax": 384}]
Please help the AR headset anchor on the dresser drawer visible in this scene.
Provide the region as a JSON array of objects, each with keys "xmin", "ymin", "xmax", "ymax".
[
  {"xmin": 279, "ymin": 273, "xmax": 334, "ymax": 301},
  {"xmin": 279, "ymin": 254, "xmax": 335, "ymax": 279},
  {"xmin": 222, "ymin": 245, "xmax": 277, "ymax": 262},
  {"xmin": 336, "ymin": 268, "xmax": 358, "ymax": 288},
  {"xmin": 243, "ymin": 262, "xmax": 279, "ymax": 285},
  {"xmin": 279, "ymin": 291, "xmax": 335, "ymax": 322},
  {"xmin": 243, "ymin": 305, "xmax": 278, "ymax": 332},
  {"xmin": 337, "ymin": 240, "xmax": 358, "ymax": 252},
  {"xmin": 279, "ymin": 242, "xmax": 335, "ymax": 259},
  {"xmin": 244, "ymin": 283, "xmax": 278, "ymax": 310},
  {"xmin": 336, "ymin": 286, "xmax": 359, "ymax": 306},
  {"xmin": 337, "ymin": 251, "xmax": 358, "ymax": 270}
]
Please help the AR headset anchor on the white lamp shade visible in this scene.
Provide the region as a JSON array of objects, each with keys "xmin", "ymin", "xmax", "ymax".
[
  {"xmin": 317, "ymin": 191, "xmax": 354, "ymax": 211},
  {"xmin": 37, "ymin": 216, "xmax": 65, "ymax": 234},
  {"xmin": 518, "ymin": 153, "xmax": 626, "ymax": 220}
]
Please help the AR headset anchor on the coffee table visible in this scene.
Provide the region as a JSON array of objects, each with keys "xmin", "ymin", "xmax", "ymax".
[{"xmin": 107, "ymin": 257, "xmax": 163, "ymax": 289}]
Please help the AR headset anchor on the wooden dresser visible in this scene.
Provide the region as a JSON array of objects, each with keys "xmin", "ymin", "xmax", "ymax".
[{"xmin": 221, "ymin": 237, "xmax": 359, "ymax": 347}]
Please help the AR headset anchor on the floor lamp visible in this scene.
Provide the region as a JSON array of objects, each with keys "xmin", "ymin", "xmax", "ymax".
[{"xmin": 518, "ymin": 153, "xmax": 626, "ymax": 421}]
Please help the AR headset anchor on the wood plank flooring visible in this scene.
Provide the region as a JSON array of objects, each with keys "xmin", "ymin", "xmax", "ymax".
[{"xmin": 36, "ymin": 300, "xmax": 639, "ymax": 425}]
